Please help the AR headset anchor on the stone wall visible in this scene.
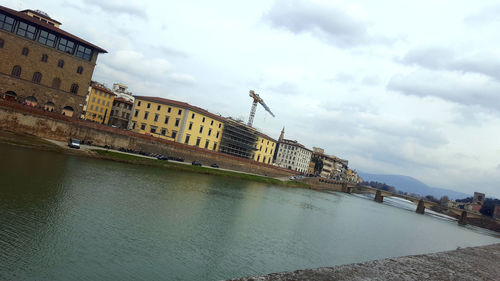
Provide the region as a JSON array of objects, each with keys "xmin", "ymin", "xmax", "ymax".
[{"xmin": 0, "ymin": 100, "xmax": 298, "ymax": 177}]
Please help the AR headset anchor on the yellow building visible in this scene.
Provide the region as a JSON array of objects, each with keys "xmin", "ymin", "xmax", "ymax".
[
  {"xmin": 83, "ymin": 82, "xmax": 115, "ymax": 124},
  {"xmin": 129, "ymin": 96, "xmax": 225, "ymax": 151},
  {"xmin": 253, "ymin": 132, "xmax": 277, "ymax": 164}
]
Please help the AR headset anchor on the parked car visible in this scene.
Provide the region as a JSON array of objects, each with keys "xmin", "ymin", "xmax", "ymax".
[
  {"xmin": 171, "ymin": 157, "xmax": 184, "ymax": 162},
  {"xmin": 191, "ymin": 161, "xmax": 202, "ymax": 166},
  {"xmin": 157, "ymin": 155, "xmax": 169, "ymax": 161},
  {"xmin": 210, "ymin": 163, "xmax": 219, "ymax": 168},
  {"xmin": 68, "ymin": 138, "xmax": 81, "ymax": 149}
]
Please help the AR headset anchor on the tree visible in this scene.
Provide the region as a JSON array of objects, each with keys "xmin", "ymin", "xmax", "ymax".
[
  {"xmin": 439, "ymin": 196, "xmax": 449, "ymax": 206},
  {"xmin": 312, "ymin": 156, "xmax": 323, "ymax": 175},
  {"xmin": 479, "ymin": 198, "xmax": 500, "ymax": 217}
]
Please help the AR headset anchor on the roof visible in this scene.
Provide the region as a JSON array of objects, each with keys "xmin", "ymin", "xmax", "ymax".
[
  {"xmin": 135, "ymin": 96, "xmax": 226, "ymax": 122},
  {"xmin": 91, "ymin": 82, "xmax": 114, "ymax": 95},
  {"xmin": 0, "ymin": 5, "xmax": 107, "ymax": 53},
  {"xmin": 114, "ymin": 97, "xmax": 133, "ymax": 105},
  {"xmin": 281, "ymin": 138, "xmax": 312, "ymax": 152},
  {"xmin": 256, "ymin": 131, "xmax": 277, "ymax": 143},
  {"xmin": 20, "ymin": 9, "xmax": 62, "ymax": 24}
]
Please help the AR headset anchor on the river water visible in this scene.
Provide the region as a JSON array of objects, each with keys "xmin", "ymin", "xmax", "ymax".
[{"xmin": 0, "ymin": 143, "xmax": 498, "ymax": 280}]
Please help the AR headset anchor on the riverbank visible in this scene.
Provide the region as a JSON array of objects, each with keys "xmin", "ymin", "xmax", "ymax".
[
  {"xmin": 229, "ymin": 243, "xmax": 500, "ymax": 281},
  {"xmin": 0, "ymin": 129, "xmax": 309, "ymax": 189}
]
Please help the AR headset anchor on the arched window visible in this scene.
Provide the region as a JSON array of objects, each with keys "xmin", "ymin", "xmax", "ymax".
[
  {"xmin": 70, "ymin": 83, "xmax": 79, "ymax": 94},
  {"xmin": 41, "ymin": 54, "xmax": 48, "ymax": 62},
  {"xmin": 32, "ymin": 72, "xmax": 42, "ymax": 84},
  {"xmin": 21, "ymin": 47, "xmax": 29, "ymax": 56},
  {"xmin": 76, "ymin": 66, "xmax": 83, "ymax": 74},
  {"xmin": 57, "ymin": 60, "xmax": 64, "ymax": 68},
  {"xmin": 0, "ymin": 38, "xmax": 4, "ymax": 48},
  {"xmin": 11, "ymin": 65, "xmax": 21, "ymax": 77},
  {"xmin": 52, "ymin": 78, "xmax": 61, "ymax": 89}
]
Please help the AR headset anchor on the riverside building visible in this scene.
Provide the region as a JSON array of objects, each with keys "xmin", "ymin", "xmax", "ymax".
[
  {"xmin": 274, "ymin": 128, "xmax": 312, "ymax": 173},
  {"xmin": 252, "ymin": 132, "xmax": 277, "ymax": 164},
  {"xmin": 129, "ymin": 96, "xmax": 225, "ymax": 151},
  {"xmin": 0, "ymin": 6, "xmax": 107, "ymax": 117},
  {"xmin": 109, "ymin": 83, "xmax": 134, "ymax": 129},
  {"xmin": 82, "ymin": 81, "xmax": 115, "ymax": 124}
]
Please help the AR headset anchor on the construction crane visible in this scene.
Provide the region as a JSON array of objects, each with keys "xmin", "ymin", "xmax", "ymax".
[{"xmin": 247, "ymin": 90, "xmax": 275, "ymax": 127}]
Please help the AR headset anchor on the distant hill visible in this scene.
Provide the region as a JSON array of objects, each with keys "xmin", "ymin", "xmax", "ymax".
[{"xmin": 357, "ymin": 172, "xmax": 470, "ymax": 200}]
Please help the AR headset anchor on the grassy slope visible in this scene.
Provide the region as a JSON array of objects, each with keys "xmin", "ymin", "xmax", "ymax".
[{"xmin": 92, "ymin": 149, "xmax": 310, "ymax": 188}]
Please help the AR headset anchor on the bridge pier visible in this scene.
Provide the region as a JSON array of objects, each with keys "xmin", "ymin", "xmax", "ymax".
[
  {"xmin": 458, "ymin": 211, "xmax": 467, "ymax": 225},
  {"xmin": 374, "ymin": 190, "xmax": 383, "ymax": 203},
  {"xmin": 346, "ymin": 186, "xmax": 352, "ymax": 194},
  {"xmin": 416, "ymin": 199, "xmax": 425, "ymax": 214}
]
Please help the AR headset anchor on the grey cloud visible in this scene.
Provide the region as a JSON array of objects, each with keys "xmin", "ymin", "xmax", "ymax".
[
  {"xmin": 401, "ymin": 47, "xmax": 500, "ymax": 81},
  {"xmin": 387, "ymin": 70, "xmax": 500, "ymax": 111},
  {"xmin": 264, "ymin": 0, "xmax": 394, "ymax": 48},
  {"xmin": 157, "ymin": 46, "xmax": 189, "ymax": 58},
  {"xmin": 464, "ymin": 5, "xmax": 500, "ymax": 25},
  {"xmin": 83, "ymin": 0, "xmax": 148, "ymax": 19}
]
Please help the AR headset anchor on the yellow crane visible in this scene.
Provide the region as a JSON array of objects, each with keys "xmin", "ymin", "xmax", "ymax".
[{"xmin": 247, "ymin": 90, "xmax": 275, "ymax": 127}]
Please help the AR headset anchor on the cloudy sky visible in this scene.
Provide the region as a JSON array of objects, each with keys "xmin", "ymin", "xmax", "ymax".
[{"xmin": 4, "ymin": 0, "xmax": 500, "ymax": 197}]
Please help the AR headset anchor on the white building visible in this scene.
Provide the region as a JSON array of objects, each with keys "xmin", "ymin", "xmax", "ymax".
[
  {"xmin": 274, "ymin": 128, "xmax": 312, "ymax": 173},
  {"xmin": 112, "ymin": 83, "xmax": 134, "ymax": 103}
]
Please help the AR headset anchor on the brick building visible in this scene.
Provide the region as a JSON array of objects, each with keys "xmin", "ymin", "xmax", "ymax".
[{"xmin": 0, "ymin": 6, "xmax": 106, "ymax": 117}]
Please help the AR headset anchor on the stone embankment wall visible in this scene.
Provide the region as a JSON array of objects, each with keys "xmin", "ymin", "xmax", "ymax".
[
  {"xmin": 229, "ymin": 243, "xmax": 500, "ymax": 281},
  {"xmin": 0, "ymin": 101, "xmax": 298, "ymax": 178}
]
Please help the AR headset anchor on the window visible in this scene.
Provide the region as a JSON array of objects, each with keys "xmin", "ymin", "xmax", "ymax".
[
  {"xmin": 32, "ymin": 72, "xmax": 42, "ymax": 84},
  {"xmin": 140, "ymin": 123, "xmax": 146, "ymax": 130},
  {"xmin": 195, "ymin": 138, "xmax": 201, "ymax": 147},
  {"xmin": 218, "ymin": 123, "xmax": 222, "ymax": 128},
  {"xmin": 97, "ymin": 99, "xmax": 101, "ymax": 104},
  {"xmin": 131, "ymin": 122, "xmax": 136, "ymax": 129},
  {"xmin": 21, "ymin": 47, "xmax": 29, "ymax": 56},
  {"xmin": 11, "ymin": 65, "xmax": 21, "ymax": 77},
  {"xmin": 257, "ymin": 155, "xmax": 260, "ymax": 162},
  {"xmin": 157, "ymin": 105, "xmax": 161, "ymax": 110},
  {"xmin": 211, "ymin": 120, "xmax": 214, "ymax": 126},
  {"xmin": 16, "ymin": 22, "xmax": 36, "ymax": 39},
  {"xmin": 199, "ymin": 126, "xmax": 203, "ymax": 134},
  {"xmin": 208, "ymin": 129, "xmax": 212, "ymax": 136},
  {"xmin": 175, "ymin": 118, "xmax": 180, "ymax": 127},
  {"xmin": 202, "ymin": 117, "xmax": 205, "ymax": 123},
  {"xmin": 100, "ymin": 108, "xmax": 103, "ymax": 113},
  {"xmin": 191, "ymin": 113, "xmax": 195, "ymax": 119},
  {"xmin": 144, "ymin": 111, "xmax": 149, "ymax": 120},
  {"xmin": 0, "ymin": 38, "xmax": 3, "ymax": 48},
  {"xmin": 0, "ymin": 14, "xmax": 15, "ymax": 31},
  {"xmin": 171, "ymin": 131, "xmax": 177, "ymax": 139},
  {"xmin": 147, "ymin": 103, "xmax": 151, "ymax": 109},
  {"xmin": 134, "ymin": 110, "xmax": 139, "ymax": 117},
  {"xmin": 57, "ymin": 60, "xmax": 64, "ymax": 68},
  {"xmin": 213, "ymin": 142, "xmax": 217, "ymax": 151},
  {"xmin": 75, "ymin": 45, "xmax": 92, "ymax": 61},
  {"xmin": 188, "ymin": 122, "xmax": 193, "ymax": 130},
  {"xmin": 138, "ymin": 101, "xmax": 142, "ymax": 106},
  {"xmin": 167, "ymin": 107, "xmax": 171, "ymax": 113},
  {"xmin": 216, "ymin": 131, "xmax": 220, "ymax": 138},
  {"xmin": 95, "ymin": 106, "xmax": 99, "ymax": 112},
  {"xmin": 51, "ymin": 78, "xmax": 61, "ymax": 89},
  {"xmin": 70, "ymin": 83, "xmax": 79, "ymax": 94},
  {"xmin": 164, "ymin": 116, "xmax": 169, "ymax": 124},
  {"xmin": 178, "ymin": 109, "xmax": 182, "ymax": 115},
  {"xmin": 38, "ymin": 30, "xmax": 56, "ymax": 47},
  {"xmin": 265, "ymin": 148, "xmax": 268, "ymax": 153},
  {"xmin": 58, "ymin": 38, "xmax": 75, "ymax": 54},
  {"xmin": 154, "ymin": 114, "xmax": 159, "ymax": 122},
  {"xmin": 41, "ymin": 54, "xmax": 48, "ymax": 62},
  {"xmin": 126, "ymin": 113, "xmax": 130, "ymax": 119},
  {"xmin": 204, "ymin": 140, "xmax": 210, "ymax": 149},
  {"xmin": 184, "ymin": 135, "xmax": 190, "ymax": 144},
  {"xmin": 150, "ymin": 126, "xmax": 157, "ymax": 134},
  {"xmin": 76, "ymin": 66, "xmax": 83, "ymax": 74},
  {"xmin": 90, "ymin": 105, "xmax": 94, "ymax": 111},
  {"xmin": 161, "ymin": 128, "xmax": 166, "ymax": 136}
]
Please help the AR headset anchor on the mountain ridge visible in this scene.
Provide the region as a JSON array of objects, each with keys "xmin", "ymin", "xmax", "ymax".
[{"xmin": 357, "ymin": 171, "xmax": 470, "ymax": 200}]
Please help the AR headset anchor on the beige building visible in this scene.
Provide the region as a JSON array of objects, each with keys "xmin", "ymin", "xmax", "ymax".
[
  {"xmin": 83, "ymin": 82, "xmax": 115, "ymax": 124},
  {"xmin": 253, "ymin": 132, "xmax": 277, "ymax": 165},
  {"xmin": 129, "ymin": 96, "xmax": 225, "ymax": 151},
  {"xmin": 0, "ymin": 6, "xmax": 106, "ymax": 117}
]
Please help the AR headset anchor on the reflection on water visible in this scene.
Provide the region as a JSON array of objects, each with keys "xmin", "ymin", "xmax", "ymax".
[{"xmin": 0, "ymin": 143, "xmax": 499, "ymax": 281}]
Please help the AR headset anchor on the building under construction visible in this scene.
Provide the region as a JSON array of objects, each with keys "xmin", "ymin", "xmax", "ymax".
[{"xmin": 219, "ymin": 118, "xmax": 258, "ymax": 159}]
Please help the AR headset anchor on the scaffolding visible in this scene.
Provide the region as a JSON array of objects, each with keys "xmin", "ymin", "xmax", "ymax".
[{"xmin": 219, "ymin": 118, "xmax": 258, "ymax": 159}]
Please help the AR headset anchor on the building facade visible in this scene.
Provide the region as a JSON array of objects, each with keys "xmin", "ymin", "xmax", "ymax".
[
  {"xmin": 109, "ymin": 97, "xmax": 133, "ymax": 129},
  {"xmin": 83, "ymin": 82, "xmax": 114, "ymax": 124},
  {"xmin": 219, "ymin": 118, "xmax": 258, "ymax": 158},
  {"xmin": 275, "ymin": 139, "xmax": 312, "ymax": 173},
  {"xmin": 252, "ymin": 132, "xmax": 277, "ymax": 165},
  {"xmin": 0, "ymin": 6, "xmax": 106, "ymax": 117},
  {"xmin": 129, "ymin": 96, "xmax": 224, "ymax": 151}
]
